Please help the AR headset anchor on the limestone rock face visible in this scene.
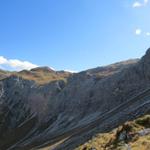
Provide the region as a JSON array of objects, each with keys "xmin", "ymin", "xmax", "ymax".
[
  {"xmin": 0, "ymin": 49, "xmax": 150, "ymax": 150},
  {"xmin": 139, "ymin": 48, "xmax": 150, "ymax": 79}
]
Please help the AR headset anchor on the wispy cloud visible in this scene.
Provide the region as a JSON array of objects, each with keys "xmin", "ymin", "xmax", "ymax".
[
  {"xmin": 135, "ymin": 28, "xmax": 142, "ymax": 35},
  {"xmin": 132, "ymin": 0, "xmax": 150, "ymax": 37},
  {"xmin": 133, "ymin": 2, "xmax": 143, "ymax": 8},
  {"xmin": 144, "ymin": 0, "xmax": 149, "ymax": 4},
  {"xmin": 134, "ymin": 28, "xmax": 150, "ymax": 37},
  {"xmin": 64, "ymin": 69, "xmax": 77, "ymax": 73},
  {"xmin": 146, "ymin": 32, "xmax": 150, "ymax": 36},
  {"xmin": 0, "ymin": 56, "xmax": 38, "ymax": 71},
  {"xmin": 132, "ymin": 0, "xmax": 149, "ymax": 8}
]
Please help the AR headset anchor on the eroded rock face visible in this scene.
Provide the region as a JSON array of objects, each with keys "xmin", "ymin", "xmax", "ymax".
[
  {"xmin": 0, "ymin": 49, "xmax": 150, "ymax": 150},
  {"xmin": 139, "ymin": 48, "xmax": 150, "ymax": 79}
]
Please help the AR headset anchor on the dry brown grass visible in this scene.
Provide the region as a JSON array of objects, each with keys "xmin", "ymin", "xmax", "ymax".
[
  {"xmin": 16, "ymin": 70, "xmax": 71, "ymax": 84},
  {"xmin": 75, "ymin": 114, "xmax": 150, "ymax": 150},
  {"xmin": 39, "ymin": 115, "xmax": 150, "ymax": 150},
  {"xmin": 0, "ymin": 68, "xmax": 72, "ymax": 84}
]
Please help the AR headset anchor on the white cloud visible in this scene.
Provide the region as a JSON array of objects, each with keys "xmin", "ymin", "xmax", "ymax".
[
  {"xmin": 64, "ymin": 69, "xmax": 77, "ymax": 73},
  {"xmin": 133, "ymin": 2, "xmax": 143, "ymax": 8},
  {"xmin": 0, "ymin": 56, "xmax": 7, "ymax": 64},
  {"xmin": 135, "ymin": 28, "xmax": 142, "ymax": 35},
  {"xmin": 144, "ymin": 0, "xmax": 149, "ymax": 4},
  {"xmin": 146, "ymin": 32, "xmax": 150, "ymax": 36},
  {"xmin": 0, "ymin": 56, "xmax": 38, "ymax": 71},
  {"xmin": 134, "ymin": 29, "xmax": 150, "ymax": 37},
  {"xmin": 132, "ymin": 0, "xmax": 149, "ymax": 8}
]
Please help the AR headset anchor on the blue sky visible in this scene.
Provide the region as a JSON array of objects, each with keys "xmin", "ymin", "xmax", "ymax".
[{"xmin": 0, "ymin": 0, "xmax": 150, "ymax": 72}]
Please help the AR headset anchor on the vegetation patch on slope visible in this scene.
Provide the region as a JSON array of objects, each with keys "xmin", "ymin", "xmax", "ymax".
[
  {"xmin": 75, "ymin": 114, "xmax": 150, "ymax": 150},
  {"xmin": 0, "ymin": 67, "xmax": 72, "ymax": 84}
]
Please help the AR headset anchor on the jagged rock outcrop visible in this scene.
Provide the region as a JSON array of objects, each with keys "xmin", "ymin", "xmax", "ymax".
[{"xmin": 0, "ymin": 49, "xmax": 150, "ymax": 150}]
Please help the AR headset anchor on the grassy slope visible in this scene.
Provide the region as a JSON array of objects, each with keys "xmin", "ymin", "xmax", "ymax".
[
  {"xmin": 0, "ymin": 68, "xmax": 71, "ymax": 85},
  {"xmin": 39, "ymin": 114, "xmax": 150, "ymax": 150},
  {"xmin": 16, "ymin": 69, "xmax": 71, "ymax": 84},
  {"xmin": 76, "ymin": 114, "xmax": 150, "ymax": 150}
]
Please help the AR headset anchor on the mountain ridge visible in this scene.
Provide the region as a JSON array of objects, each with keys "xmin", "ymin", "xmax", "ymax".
[{"xmin": 0, "ymin": 48, "xmax": 150, "ymax": 150}]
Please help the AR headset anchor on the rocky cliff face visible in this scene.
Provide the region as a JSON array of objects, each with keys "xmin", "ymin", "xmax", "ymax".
[{"xmin": 0, "ymin": 49, "xmax": 150, "ymax": 150}]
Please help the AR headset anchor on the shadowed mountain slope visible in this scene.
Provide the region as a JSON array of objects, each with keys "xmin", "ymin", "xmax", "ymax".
[{"xmin": 0, "ymin": 49, "xmax": 150, "ymax": 150}]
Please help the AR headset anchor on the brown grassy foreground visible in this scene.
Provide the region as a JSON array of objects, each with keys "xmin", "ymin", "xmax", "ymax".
[
  {"xmin": 75, "ymin": 114, "xmax": 150, "ymax": 150},
  {"xmin": 38, "ymin": 114, "xmax": 150, "ymax": 150}
]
